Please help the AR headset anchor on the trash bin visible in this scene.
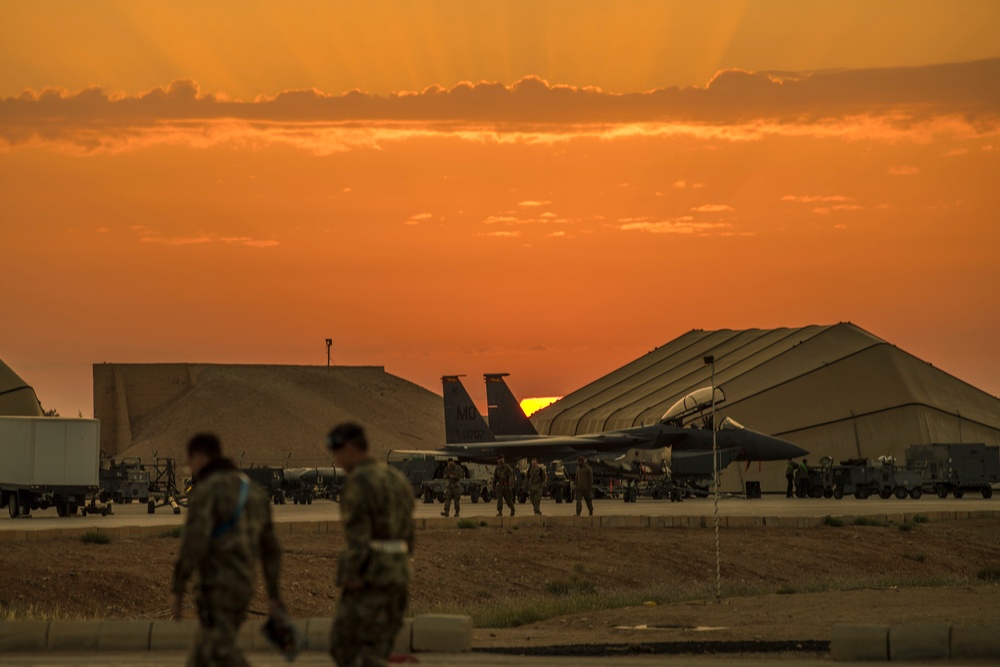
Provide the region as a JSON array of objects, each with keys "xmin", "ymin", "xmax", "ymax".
[{"xmin": 745, "ymin": 481, "xmax": 761, "ymax": 499}]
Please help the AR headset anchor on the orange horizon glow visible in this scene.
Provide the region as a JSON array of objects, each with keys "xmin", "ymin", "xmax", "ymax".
[
  {"xmin": 2, "ymin": 2, "xmax": 999, "ymax": 416},
  {"xmin": 520, "ymin": 398, "xmax": 564, "ymax": 418}
]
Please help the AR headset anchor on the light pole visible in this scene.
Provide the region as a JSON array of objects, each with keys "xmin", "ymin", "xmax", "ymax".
[
  {"xmin": 325, "ymin": 339, "xmax": 332, "ymax": 367},
  {"xmin": 703, "ymin": 354, "xmax": 721, "ymax": 603}
]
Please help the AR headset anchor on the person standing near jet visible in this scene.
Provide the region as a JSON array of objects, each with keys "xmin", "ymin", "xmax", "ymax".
[
  {"xmin": 170, "ymin": 433, "xmax": 284, "ymax": 667},
  {"xmin": 785, "ymin": 459, "xmax": 796, "ymax": 498},
  {"xmin": 796, "ymin": 458, "xmax": 810, "ymax": 498},
  {"xmin": 441, "ymin": 457, "xmax": 463, "ymax": 518},
  {"xmin": 527, "ymin": 457, "xmax": 548, "ymax": 515},
  {"xmin": 493, "ymin": 455, "xmax": 516, "ymax": 517},
  {"xmin": 327, "ymin": 422, "xmax": 415, "ymax": 667},
  {"xmin": 575, "ymin": 456, "xmax": 594, "ymax": 516}
]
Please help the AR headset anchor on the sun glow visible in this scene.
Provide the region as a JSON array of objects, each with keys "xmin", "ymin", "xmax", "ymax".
[{"xmin": 520, "ymin": 397, "xmax": 563, "ymax": 417}]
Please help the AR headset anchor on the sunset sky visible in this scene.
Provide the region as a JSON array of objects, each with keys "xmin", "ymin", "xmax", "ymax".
[{"xmin": 2, "ymin": 0, "xmax": 999, "ymax": 417}]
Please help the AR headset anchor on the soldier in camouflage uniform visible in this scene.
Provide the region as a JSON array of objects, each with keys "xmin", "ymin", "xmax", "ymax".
[
  {"xmin": 327, "ymin": 422, "xmax": 415, "ymax": 667},
  {"xmin": 440, "ymin": 458, "xmax": 463, "ymax": 518},
  {"xmin": 575, "ymin": 455, "xmax": 594, "ymax": 516},
  {"xmin": 493, "ymin": 455, "xmax": 516, "ymax": 517},
  {"xmin": 171, "ymin": 433, "xmax": 283, "ymax": 667},
  {"xmin": 527, "ymin": 457, "xmax": 548, "ymax": 515}
]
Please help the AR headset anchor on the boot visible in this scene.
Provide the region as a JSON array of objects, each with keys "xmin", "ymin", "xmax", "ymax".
[
  {"xmin": 496, "ymin": 511, "xmax": 502, "ymax": 517},
  {"xmin": 440, "ymin": 511, "xmax": 448, "ymax": 517}
]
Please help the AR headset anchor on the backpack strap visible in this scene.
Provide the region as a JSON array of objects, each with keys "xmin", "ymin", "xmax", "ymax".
[{"xmin": 212, "ymin": 474, "xmax": 251, "ymax": 539}]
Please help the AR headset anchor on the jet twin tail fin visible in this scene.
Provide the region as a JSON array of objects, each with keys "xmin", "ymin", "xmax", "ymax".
[
  {"xmin": 485, "ymin": 373, "xmax": 539, "ymax": 437},
  {"xmin": 442, "ymin": 375, "xmax": 496, "ymax": 444}
]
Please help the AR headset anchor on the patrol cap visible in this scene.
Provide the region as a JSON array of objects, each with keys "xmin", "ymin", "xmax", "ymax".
[
  {"xmin": 327, "ymin": 422, "xmax": 368, "ymax": 451},
  {"xmin": 497, "ymin": 455, "xmax": 505, "ymax": 461}
]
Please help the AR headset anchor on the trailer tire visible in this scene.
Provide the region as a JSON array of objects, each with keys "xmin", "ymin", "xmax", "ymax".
[
  {"xmin": 936, "ymin": 486, "xmax": 949, "ymax": 499},
  {"xmin": 8, "ymin": 494, "xmax": 19, "ymax": 518},
  {"xmin": 833, "ymin": 487, "xmax": 844, "ymax": 499},
  {"xmin": 823, "ymin": 488, "xmax": 833, "ymax": 498},
  {"xmin": 57, "ymin": 503, "xmax": 67, "ymax": 517},
  {"xmin": 856, "ymin": 488, "xmax": 869, "ymax": 500},
  {"xmin": 983, "ymin": 487, "xmax": 993, "ymax": 499},
  {"xmin": 148, "ymin": 499, "xmax": 156, "ymax": 514},
  {"xmin": 470, "ymin": 488, "xmax": 480, "ymax": 504},
  {"xmin": 909, "ymin": 487, "xmax": 922, "ymax": 499},
  {"xmin": 422, "ymin": 488, "xmax": 433, "ymax": 504},
  {"xmin": 480, "ymin": 489, "xmax": 491, "ymax": 503},
  {"xmin": 894, "ymin": 486, "xmax": 908, "ymax": 500},
  {"xmin": 954, "ymin": 490, "xmax": 964, "ymax": 499},
  {"xmin": 879, "ymin": 488, "xmax": 892, "ymax": 499},
  {"xmin": 810, "ymin": 486, "xmax": 823, "ymax": 499}
]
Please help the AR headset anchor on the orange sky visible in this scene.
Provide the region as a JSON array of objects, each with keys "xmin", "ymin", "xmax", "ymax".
[{"xmin": 2, "ymin": 1, "xmax": 999, "ymax": 416}]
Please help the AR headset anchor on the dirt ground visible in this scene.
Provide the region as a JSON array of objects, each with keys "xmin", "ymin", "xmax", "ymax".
[{"xmin": 2, "ymin": 517, "xmax": 999, "ymax": 648}]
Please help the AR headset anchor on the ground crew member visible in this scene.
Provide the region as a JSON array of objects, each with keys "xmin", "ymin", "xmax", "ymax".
[
  {"xmin": 493, "ymin": 455, "xmax": 516, "ymax": 517},
  {"xmin": 785, "ymin": 459, "xmax": 796, "ymax": 498},
  {"xmin": 327, "ymin": 422, "xmax": 415, "ymax": 667},
  {"xmin": 575, "ymin": 456, "xmax": 594, "ymax": 516},
  {"xmin": 796, "ymin": 458, "xmax": 810, "ymax": 498},
  {"xmin": 171, "ymin": 433, "xmax": 283, "ymax": 667},
  {"xmin": 527, "ymin": 457, "xmax": 548, "ymax": 515},
  {"xmin": 440, "ymin": 457, "xmax": 463, "ymax": 518}
]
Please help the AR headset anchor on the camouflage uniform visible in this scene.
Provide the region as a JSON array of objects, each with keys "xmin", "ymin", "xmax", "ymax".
[
  {"xmin": 441, "ymin": 461, "xmax": 463, "ymax": 517},
  {"xmin": 527, "ymin": 463, "xmax": 548, "ymax": 514},
  {"xmin": 575, "ymin": 460, "xmax": 594, "ymax": 516},
  {"xmin": 331, "ymin": 459, "xmax": 415, "ymax": 667},
  {"xmin": 493, "ymin": 461, "xmax": 516, "ymax": 516},
  {"xmin": 172, "ymin": 458, "xmax": 281, "ymax": 667}
]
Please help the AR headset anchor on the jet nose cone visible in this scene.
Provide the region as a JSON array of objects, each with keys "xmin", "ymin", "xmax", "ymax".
[{"xmin": 749, "ymin": 432, "xmax": 809, "ymax": 461}]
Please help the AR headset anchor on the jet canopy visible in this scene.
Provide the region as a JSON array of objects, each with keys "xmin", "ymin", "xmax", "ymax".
[
  {"xmin": 718, "ymin": 416, "xmax": 745, "ymax": 431},
  {"xmin": 660, "ymin": 386, "xmax": 726, "ymax": 425}
]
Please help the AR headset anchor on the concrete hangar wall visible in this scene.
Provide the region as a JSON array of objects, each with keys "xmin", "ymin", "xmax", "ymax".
[{"xmin": 531, "ymin": 323, "xmax": 1000, "ymax": 493}]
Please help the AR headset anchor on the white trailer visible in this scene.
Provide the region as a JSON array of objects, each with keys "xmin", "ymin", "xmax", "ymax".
[{"xmin": 0, "ymin": 416, "xmax": 100, "ymax": 518}]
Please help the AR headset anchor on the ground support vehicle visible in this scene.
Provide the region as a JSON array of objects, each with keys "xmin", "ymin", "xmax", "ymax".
[
  {"xmin": 546, "ymin": 461, "xmax": 572, "ymax": 503},
  {"xmin": 1, "ymin": 416, "xmax": 100, "ymax": 518},
  {"xmin": 906, "ymin": 443, "xmax": 999, "ymax": 499},
  {"xmin": 241, "ymin": 466, "xmax": 288, "ymax": 505},
  {"xmin": 99, "ymin": 458, "xmax": 151, "ymax": 505}
]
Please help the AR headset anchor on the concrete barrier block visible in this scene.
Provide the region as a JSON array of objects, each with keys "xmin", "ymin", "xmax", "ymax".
[
  {"xmin": 889, "ymin": 623, "xmax": 950, "ymax": 661},
  {"xmin": 0, "ymin": 530, "xmax": 13, "ymax": 543},
  {"xmin": 47, "ymin": 620, "xmax": 99, "ymax": 651},
  {"xmin": 763, "ymin": 516, "xmax": 780, "ymax": 527},
  {"xmin": 290, "ymin": 521, "xmax": 317, "ymax": 534},
  {"xmin": 411, "ymin": 614, "xmax": 472, "ymax": 653},
  {"xmin": 951, "ymin": 625, "xmax": 1000, "ymax": 659},
  {"xmin": 304, "ymin": 617, "xmax": 330, "ymax": 652},
  {"xmin": 97, "ymin": 620, "xmax": 152, "ymax": 651},
  {"xmin": 831, "ymin": 624, "xmax": 888, "ymax": 661},
  {"xmin": 0, "ymin": 620, "xmax": 49, "ymax": 651},
  {"xmin": 638, "ymin": 515, "xmax": 650, "ymax": 527},
  {"xmin": 150, "ymin": 619, "xmax": 196, "ymax": 651},
  {"xmin": 392, "ymin": 617, "xmax": 413, "ymax": 654}
]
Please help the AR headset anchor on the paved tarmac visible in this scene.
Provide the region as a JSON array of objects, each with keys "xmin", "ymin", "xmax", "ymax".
[
  {"xmin": 0, "ymin": 652, "xmax": 930, "ymax": 667},
  {"xmin": 1, "ymin": 494, "xmax": 996, "ymax": 531}
]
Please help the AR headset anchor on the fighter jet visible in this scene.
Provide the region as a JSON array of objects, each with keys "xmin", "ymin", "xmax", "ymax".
[{"xmin": 439, "ymin": 374, "xmax": 808, "ymax": 467}]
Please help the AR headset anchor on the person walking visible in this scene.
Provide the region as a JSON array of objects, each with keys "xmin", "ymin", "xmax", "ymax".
[
  {"xmin": 170, "ymin": 433, "xmax": 284, "ymax": 667},
  {"xmin": 440, "ymin": 457, "xmax": 463, "ymax": 518},
  {"xmin": 493, "ymin": 455, "xmax": 516, "ymax": 517},
  {"xmin": 796, "ymin": 458, "xmax": 810, "ymax": 498},
  {"xmin": 327, "ymin": 422, "xmax": 415, "ymax": 667},
  {"xmin": 575, "ymin": 456, "xmax": 594, "ymax": 516},
  {"xmin": 526, "ymin": 457, "xmax": 548, "ymax": 515}
]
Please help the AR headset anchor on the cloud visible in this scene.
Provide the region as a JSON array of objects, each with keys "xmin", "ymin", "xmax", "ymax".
[
  {"xmin": 782, "ymin": 194, "xmax": 854, "ymax": 202},
  {"xmin": 888, "ymin": 165, "xmax": 920, "ymax": 176},
  {"xmin": 813, "ymin": 204, "xmax": 865, "ymax": 214},
  {"xmin": 619, "ymin": 217, "xmax": 737, "ymax": 236},
  {"xmin": 691, "ymin": 204, "xmax": 733, "ymax": 212},
  {"xmin": 518, "ymin": 200, "xmax": 551, "ymax": 207},
  {"xmin": 484, "ymin": 230, "xmax": 520, "ymax": 238},
  {"xmin": 133, "ymin": 225, "xmax": 278, "ymax": 247},
  {"xmin": 405, "ymin": 212, "xmax": 433, "ymax": 225},
  {"xmin": 3, "ymin": 59, "xmax": 999, "ymax": 153}
]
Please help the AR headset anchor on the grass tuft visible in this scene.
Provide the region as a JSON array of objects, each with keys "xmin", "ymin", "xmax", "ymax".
[
  {"xmin": 898, "ymin": 523, "xmax": 913, "ymax": 532},
  {"xmin": 903, "ymin": 553, "xmax": 926, "ymax": 563},
  {"xmin": 853, "ymin": 516, "xmax": 886, "ymax": 527},
  {"xmin": 457, "ymin": 519, "xmax": 478, "ymax": 530},
  {"xmin": 81, "ymin": 531, "xmax": 111, "ymax": 544},
  {"xmin": 976, "ymin": 567, "xmax": 1000, "ymax": 582},
  {"xmin": 912, "ymin": 514, "xmax": 930, "ymax": 524},
  {"xmin": 823, "ymin": 515, "xmax": 844, "ymax": 527}
]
